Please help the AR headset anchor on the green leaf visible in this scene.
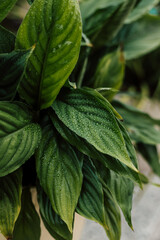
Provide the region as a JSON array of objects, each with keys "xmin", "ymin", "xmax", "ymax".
[
  {"xmin": 122, "ymin": 15, "xmax": 160, "ymax": 60},
  {"xmin": 113, "ymin": 100, "xmax": 160, "ymax": 144},
  {"xmin": 0, "ymin": 0, "xmax": 17, "ymax": 23},
  {"xmin": 93, "ymin": 49, "xmax": 125, "ymax": 91},
  {"xmin": 13, "ymin": 188, "xmax": 41, "ymax": 240},
  {"xmin": 38, "ymin": 186, "xmax": 72, "ymax": 240},
  {"xmin": 0, "ymin": 169, "xmax": 22, "ymax": 239},
  {"xmin": 36, "ymin": 117, "xmax": 83, "ymax": 232},
  {"xmin": 80, "ymin": 0, "xmax": 125, "ymax": 37},
  {"xmin": 99, "ymin": 167, "xmax": 134, "ymax": 229},
  {"xmin": 80, "ymin": 0, "xmax": 125, "ymax": 20},
  {"xmin": 15, "ymin": 0, "xmax": 82, "ymax": 110},
  {"xmin": 0, "ymin": 102, "xmax": 41, "ymax": 177},
  {"xmin": 92, "ymin": 0, "xmax": 136, "ymax": 47},
  {"xmin": 76, "ymin": 157, "xmax": 106, "ymax": 228},
  {"xmin": 137, "ymin": 143, "xmax": 160, "ymax": 177},
  {"xmin": 95, "ymin": 88, "xmax": 119, "ymax": 102},
  {"xmin": 0, "ymin": 25, "xmax": 15, "ymax": 53},
  {"xmin": 103, "ymin": 188, "xmax": 121, "ymax": 240},
  {"xmin": 0, "ymin": 49, "xmax": 32, "ymax": 101},
  {"xmin": 125, "ymin": 0, "xmax": 160, "ymax": 24},
  {"xmin": 49, "ymin": 109, "xmax": 141, "ymax": 184},
  {"xmin": 52, "ymin": 88, "xmax": 138, "ymax": 172}
]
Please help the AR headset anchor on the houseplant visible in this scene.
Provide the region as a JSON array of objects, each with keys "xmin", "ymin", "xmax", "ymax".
[{"xmin": 0, "ymin": 0, "xmax": 160, "ymax": 239}]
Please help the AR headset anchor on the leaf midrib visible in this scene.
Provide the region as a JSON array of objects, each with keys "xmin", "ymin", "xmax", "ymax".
[{"xmin": 38, "ymin": 26, "xmax": 53, "ymax": 109}]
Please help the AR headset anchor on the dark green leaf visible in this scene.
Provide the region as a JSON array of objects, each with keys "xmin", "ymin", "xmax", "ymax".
[
  {"xmin": 15, "ymin": 0, "xmax": 82, "ymax": 109},
  {"xmin": 0, "ymin": 102, "xmax": 41, "ymax": 177},
  {"xmin": 137, "ymin": 143, "xmax": 160, "ymax": 177},
  {"xmin": 99, "ymin": 167, "xmax": 134, "ymax": 229},
  {"xmin": 38, "ymin": 186, "xmax": 72, "ymax": 240},
  {"xmin": 13, "ymin": 188, "xmax": 41, "ymax": 240},
  {"xmin": 0, "ymin": 169, "xmax": 22, "ymax": 239},
  {"xmin": 113, "ymin": 100, "xmax": 160, "ymax": 144},
  {"xmin": 80, "ymin": 0, "xmax": 125, "ymax": 20},
  {"xmin": 93, "ymin": 49, "xmax": 125, "ymax": 91},
  {"xmin": 49, "ymin": 109, "xmax": 141, "ymax": 185},
  {"xmin": 92, "ymin": 0, "xmax": 136, "ymax": 47},
  {"xmin": 103, "ymin": 188, "xmax": 121, "ymax": 240},
  {"xmin": 52, "ymin": 88, "xmax": 138, "ymax": 171},
  {"xmin": 0, "ymin": 25, "xmax": 15, "ymax": 53},
  {"xmin": 36, "ymin": 117, "xmax": 83, "ymax": 232},
  {"xmin": 0, "ymin": 49, "xmax": 32, "ymax": 100},
  {"xmin": 125, "ymin": 0, "xmax": 159, "ymax": 24},
  {"xmin": 0, "ymin": 0, "xmax": 17, "ymax": 23},
  {"xmin": 80, "ymin": 0, "xmax": 125, "ymax": 37},
  {"xmin": 76, "ymin": 157, "xmax": 106, "ymax": 228}
]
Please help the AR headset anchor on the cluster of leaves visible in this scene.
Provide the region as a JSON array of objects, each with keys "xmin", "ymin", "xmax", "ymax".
[{"xmin": 0, "ymin": 0, "xmax": 160, "ymax": 240}]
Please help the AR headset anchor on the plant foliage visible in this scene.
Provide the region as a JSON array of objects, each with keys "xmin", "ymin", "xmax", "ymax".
[{"xmin": 0, "ymin": 0, "xmax": 160, "ymax": 239}]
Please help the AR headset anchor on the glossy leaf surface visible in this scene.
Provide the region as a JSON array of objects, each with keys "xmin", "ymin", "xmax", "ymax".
[
  {"xmin": 76, "ymin": 157, "xmax": 106, "ymax": 227},
  {"xmin": 15, "ymin": 0, "xmax": 82, "ymax": 109},
  {"xmin": 0, "ymin": 0, "xmax": 17, "ymax": 23},
  {"xmin": 13, "ymin": 188, "xmax": 41, "ymax": 240},
  {"xmin": 38, "ymin": 187, "xmax": 72, "ymax": 240},
  {"xmin": 0, "ymin": 102, "xmax": 41, "ymax": 176},
  {"xmin": 36, "ymin": 117, "xmax": 83, "ymax": 232},
  {"xmin": 0, "ymin": 169, "xmax": 22, "ymax": 239},
  {"xmin": 52, "ymin": 88, "xmax": 137, "ymax": 171},
  {"xmin": 49, "ymin": 110, "xmax": 140, "ymax": 184},
  {"xmin": 0, "ymin": 50, "xmax": 32, "ymax": 100}
]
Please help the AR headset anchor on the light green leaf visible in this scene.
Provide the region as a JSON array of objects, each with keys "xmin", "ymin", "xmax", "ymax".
[
  {"xmin": 36, "ymin": 117, "xmax": 83, "ymax": 232},
  {"xmin": 113, "ymin": 100, "xmax": 160, "ymax": 144},
  {"xmin": 76, "ymin": 157, "xmax": 106, "ymax": 227},
  {"xmin": 38, "ymin": 186, "xmax": 72, "ymax": 240},
  {"xmin": 52, "ymin": 88, "xmax": 138, "ymax": 172},
  {"xmin": 13, "ymin": 188, "xmax": 41, "ymax": 240},
  {"xmin": 15, "ymin": 0, "xmax": 82, "ymax": 110},
  {"xmin": 99, "ymin": 167, "xmax": 134, "ymax": 229},
  {"xmin": 0, "ymin": 0, "xmax": 17, "ymax": 23},
  {"xmin": 0, "ymin": 102, "xmax": 41, "ymax": 177},
  {"xmin": 125, "ymin": 0, "xmax": 160, "ymax": 24},
  {"xmin": 123, "ymin": 15, "xmax": 160, "ymax": 60},
  {"xmin": 0, "ymin": 169, "xmax": 22, "ymax": 239},
  {"xmin": 93, "ymin": 49, "xmax": 125, "ymax": 91},
  {"xmin": 137, "ymin": 143, "xmax": 160, "ymax": 177},
  {"xmin": 0, "ymin": 49, "xmax": 32, "ymax": 101},
  {"xmin": 0, "ymin": 25, "xmax": 15, "ymax": 53},
  {"xmin": 103, "ymin": 188, "xmax": 121, "ymax": 240},
  {"xmin": 49, "ymin": 109, "xmax": 141, "ymax": 185}
]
